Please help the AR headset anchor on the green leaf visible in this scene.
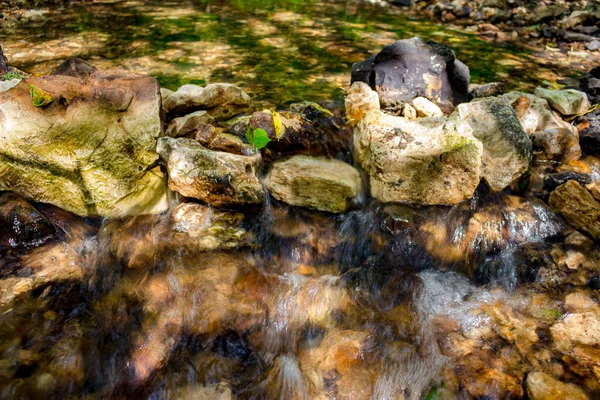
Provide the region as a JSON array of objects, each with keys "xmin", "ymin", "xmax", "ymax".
[
  {"xmin": 251, "ymin": 128, "xmax": 270, "ymax": 149},
  {"xmin": 29, "ymin": 84, "xmax": 53, "ymax": 107},
  {"xmin": 245, "ymin": 127, "xmax": 271, "ymax": 149}
]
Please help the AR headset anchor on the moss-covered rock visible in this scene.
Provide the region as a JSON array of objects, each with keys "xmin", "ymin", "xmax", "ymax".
[{"xmin": 0, "ymin": 67, "xmax": 168, "ymax": 217}]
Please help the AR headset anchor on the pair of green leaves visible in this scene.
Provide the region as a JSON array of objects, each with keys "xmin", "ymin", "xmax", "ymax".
[{"xmin": 245, "ymin": 127, "xmax": 270, "ymax": 149}]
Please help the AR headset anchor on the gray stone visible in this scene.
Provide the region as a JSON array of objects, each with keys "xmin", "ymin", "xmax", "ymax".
[
  {"xmin": 265, "ymin": 155, "xmax": 362, "ymax": 213},
  {"xmin": 534, "ymin": 88, "xmax": 590, "ymax": 116},
  {"xmin": 458, "ymin": 97, "xmax": 532, "ymax": 191},
  {"xmin": 157, "ymin": 137, "xmax": 264, "ymax": 207},
  {"xmin": 354, "ymin": 110, "xmax": 482, "ymax": 205},
  {"xmin": 163, "ymin": 83, "xmax": 251, "ymax": 119},
  {"xmin": 165, "ymin": 110, "xmax": 215, "ymax": 137}
]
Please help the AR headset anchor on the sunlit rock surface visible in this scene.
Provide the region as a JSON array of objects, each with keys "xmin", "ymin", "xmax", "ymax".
[
  {"xmin": 157, "ymin": 137, "xmax": 264, "ymax": 207},
  {"xmin": 354, "ymin": 110, "xmax": 482, "ymax": 205},
  {"xmin": 549, "ymin": 180, "xmax": 600, "ymax": 240},
  {"xmin": 0, "ymin": 66, "xmax": 168, "ymax": 218},
  {"xmin": 162, "ymin": 83, "xmax": 251, "ymax": 119},
  {"xmin": 265, "ymin": 155, "xmax": 362, "ymax": 213},
  {"xmin": 534, "ymin": 87, "xmax": 591, "ymax": 116},
  {"xmin": 344, "ymin": 81, "xmax": 380, "ymax": 127},
  {"xmin": 458, "ymin": 96, "xmax": 532, "ymax": 191}
]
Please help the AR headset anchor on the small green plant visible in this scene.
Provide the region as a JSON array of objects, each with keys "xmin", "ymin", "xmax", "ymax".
[
  {"xmin": 245, "ymin": 127, "xmax": 270, "ymax": 149},
  {"xmin": 1, "ymin": 70, "xmax": 27, "ymax": 80},
  {"xmin": 28, "ymin": 84, "xmax": 53, "ymax": 107}
]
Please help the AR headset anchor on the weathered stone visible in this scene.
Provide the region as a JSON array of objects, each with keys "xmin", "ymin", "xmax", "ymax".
[
  {"xmin": 0, "ymin": 69, "xmax": 169, "ymax": 218},
  {"xmin": 549, "ymin": 180, "xmax": 600, "ymax": 240},
  {"xmin": 458, "ymin": 97, "xmax": 532, "ymax": 191},
  {"xmin": 162, "ymin": 83, "xmax": 251, "ymax": 119},
  {"xmin": 468, "ymin": 82, "xmax": 506, "ymax": 99},
  {"xmin": 551, "ymin": 310, "xmax": 600, "ymax": 352},
  {"xmin": 51, "ymin": 58, "xmax": 97, "ymax": 78},
  {"xmin": 354, "ymin": 110, "xmax": 482, "ymax": 205},
  {"xmin": 157, "ymin": 137, "xmax": 264, "ymax": 207},
  {"xmin": 565, "ymin": 292, "xmax": 598, "ymax": 313},
  {"xmin": 345, "ymin": 81, "xmax": 380, "ymax": 127},
  {"xmin": 412, "ymin": 96, "xmax": 443, "ymax": 117},
  {"xmin": 526, "ymin": 371, "xmax": 589, "ymax": 400},
  {"xmin": 351, "ymin": 37, "xmax": 469, "ymax": 114},
  {"xmin": 195, "ymin": 127, "xmax": 256, "ymax": 155},
  {"xmin": 586, "ymin": 180, "xmax": 600, "ymax": 203},
  {"xmin": 165, "ymin": 110, "xmax": 215, "ymax": 137},
  {"xmin": 401, "ymin": 103, "xmax": 417, "ymax": 120},
  {"xmin": 580, "ymin": 67, "xmax": 600, "ymax": 104},
  {"xmin": 265, "ymin": 155, "xmax": 362, "ymax": 213},
  {"xmin": 534, "ymin": 88, "xmax": 591, "ymax": 116},
  {"xmin": 530, "ymin": 128, "xmax": 581, "ymax": 162}
]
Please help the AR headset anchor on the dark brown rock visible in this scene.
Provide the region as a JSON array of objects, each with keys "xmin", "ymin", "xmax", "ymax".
[
  {"xmin": 351, "ymin": 37, "xmax": 469, "ymax": 114},
  {"xmin": 0, "ymin": 192, "xmax": 55, "ymax": 250},
  {"xmin": 51, "ymin": 58, "xmax": 98, "ymax": 78},
  {"xmin": 0, "ymin": 46, "xmax": 9, "ymax": 76}
]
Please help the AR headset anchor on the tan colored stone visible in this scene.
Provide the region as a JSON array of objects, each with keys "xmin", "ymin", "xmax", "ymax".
[
  {"xmin": 526, "ymin": 371, "xmax": 588, "ymax": 400},
  {"xmin": 551, "ymin": 311, "xmax": 600, "ymax": 352},
  {"xmin": 565, "ymin": 292, "xmax": 598, "ymax": 313},
  {"xmin": 412, "ymin": 96, "xmax": 443, "ymax": 117},
  {"xmin": 345, "ymin": 81, "xmax": 379, "ymax": 127},
  {"xmin": 549, "ymin": 180, "xmax": 600, "ymax": 240}
]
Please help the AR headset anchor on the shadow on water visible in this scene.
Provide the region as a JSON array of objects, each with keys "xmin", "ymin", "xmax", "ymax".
[{"xmin": 3, "ymin": 0, "xmax": 564, "ymax": 106}]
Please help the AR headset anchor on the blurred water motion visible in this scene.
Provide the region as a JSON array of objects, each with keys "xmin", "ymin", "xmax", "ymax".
[{"xmin": 0, "ymin": 183, "xmax": 578, "ymax": 398}]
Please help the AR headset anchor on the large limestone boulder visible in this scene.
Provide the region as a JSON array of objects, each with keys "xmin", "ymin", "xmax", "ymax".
[
  {"xmin": 157, "ymin": 137, "xmax": 264, "ymax": 207},
  {"xmin": 549, "ymin": 180, "xmax": 600, "ymax": 240},
  {"xmin": 354, "ymin": 110, "xmax": 482, "ymax": 205},
  {"xmin": 0, "ymin": 68, "xmax": 168, "ymax": 218},
  {"xmin": 351, "ymin": 37, "xmax": 469, "ymax": 114},
  {"xmin": 458, "ymin": 97, "xmax": 532, "ymax": 191},
  {"xmin": 265, "ymin": 155, "xmax": 362, "ymax": 213}
]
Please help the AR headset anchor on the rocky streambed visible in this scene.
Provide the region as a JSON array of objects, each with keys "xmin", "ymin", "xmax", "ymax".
[{"xmin": 0, "ymin": 36, "xmax": 600, "ymax": 399}]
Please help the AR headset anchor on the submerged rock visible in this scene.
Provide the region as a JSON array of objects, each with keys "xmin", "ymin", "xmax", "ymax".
[
  {"xmin": 0, "ymin": 67, "xmax": 168, "ymax": 218},
  {"xmin": 0, "ymin": 193, "xmax": 55, "ymax": 250},
  {"xmin": 265, "ymin": 155, "xmax": 362, "ymax": 213},
  {"xmin": 526, "ymin": 371, "xmax": 589, "ymax": 400},
  {"xmin": 549, "ymin": 180, "xmax": 600, "ymax": 240},
  {"xmin": 534, "ymin": 88, "xmax": 591, "ymax": 116},
  {"xmin": 354, "ymin": 110, "xmax": 482, "ymax": 205},
  {"xmin": 458, "ymin": 97, "xmax": 532, "ymax": 191},
  {"xmin": 162, "ymin": 83, "xmax": 251, "ymax": 119},
  {"xmin": 157, "ymin": 137, "xmax": 264, "ymax": 207},
  {"xmin": 351, "ymin": 37, "xmax": 469, "ymax": 114},
  {"xmin": 106, "ymin": 202, "xmax": 254, "ymax": 269}
]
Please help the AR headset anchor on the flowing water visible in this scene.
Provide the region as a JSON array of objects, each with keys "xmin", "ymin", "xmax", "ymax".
[{"xmin": 0, "ymin": 183, "xmax": 583, "ymax": 398}]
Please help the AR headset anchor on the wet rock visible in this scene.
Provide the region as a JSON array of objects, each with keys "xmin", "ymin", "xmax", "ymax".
[
  {"xmin": 265, "ymin": 155, "xmax": 362, "ymax": 213},
  {"xmin": 51, "ymin": 58, "xmax": 97, "ymax": 78},
  {"xmin": 565, "ymin": 250, "xmax": 586, "ymax": 270},
  {"xmin": 412, "ymin": 97, "xmax": 443, "ymax": 117},
  {"xmin": 534, "ymin": 88, "xmax": 591, "ymax": 116},
  {"xmin": 530, "ymin": 128, "xmax": 581, "ymax": 162},
  {"xmin": 0, "ymin": 193, "xmax": 55, "ymax": 250},
  {"xmin": 162, "ymin": 83, "xmax": 251, "ymax": 119},
  {"xmin": 544, "ymin": 172, "xmax": 592, "ymax": 192},
  {"xmin": 0, "ymin": 46, "xmax": 9, "ymax": 76},
  {"xmin": 458, "ymin": 97, "xmax": 532, "ymax": 191},
  {"xmin": 565, "ymin": 231, "xmax": 594, "ymax": 251},
  {"xmin": 468, "ymin": 82, "xmax": 506, "ymax": 99},
  {"xmin": 580, "ymin": 67, "xmax": 600, "ymax": 104},
  {"xmin": 157, "ymin": 137, "xmax": 264, "ymax": 207},
  {"xmin": 351, "ymin": 37, "xmax": 469, "ymax": 114},
  {"xmin": 0, "ymin": 68, "xmax": 168, "ymax": 218},
  {"xmin": 354, "ymin": 111, "xmax": 482, "ymax": 205},
  {"xmin": 549, "ymin": 180, "xmax": 600, "ymax": 240},
  {"xmin": 551, "ymin": 310, "xmax": 600, "ymax": 352},
  {"xmin": 579, "ymin": 110, "xmax": 600, "ymax": 155},
  {"xmin": 526, "ymin": 371, "xmax": 589, "ymax": 400},
  {"xmin": 107, "ymin": 202, "xmax": 254, "ymax": 269},
  {"xmin": 345, "ymin": 81, "xmax": 380, "ymax": 127},
  {"xmin": 249, "ymin": 110, "xmax": 277, "ymax": 138},
  {"xmin": 165, "ymin": 110, "xmax": 215, "ymax": 137}
]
